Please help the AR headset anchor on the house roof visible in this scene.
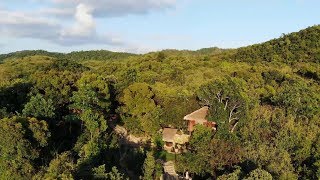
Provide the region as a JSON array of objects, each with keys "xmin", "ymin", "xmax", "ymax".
[
  {"xmin": 183, "ymin": 106, "xmax": 209, "ymax": 123},
  {"xmin": 162, "ymin": 128, "xmax": 178, "ymax": 142}
]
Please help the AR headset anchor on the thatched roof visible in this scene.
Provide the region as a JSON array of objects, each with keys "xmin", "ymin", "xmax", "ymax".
[
  {"xmin": 162, "ymin": 128, "xmax": 178, "ymax": 142},
  {"xmin": 183, "ymin": 106, "xmax": 209, "ymax": 123}
]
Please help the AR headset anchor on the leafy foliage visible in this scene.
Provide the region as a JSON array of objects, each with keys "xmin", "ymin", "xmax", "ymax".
[
  {"xmin": 244, "ymin": 168, "xmax": 272, "ymax": 180},
  {"xmin": 0, "ymin": 117, "xmax": 50, "ymax": 179},
  {"xmin": 43, "ymin": 152, "xmax": 76, "ymax": 180},
  {"xmin": 233, "ymin": 25, "xmax": 320, "ymax": 63},
  {"xmin": 119, "ymin": 82, "xmax": 161, "ymax": 135},
  {"xmin": 142, "ymin": 151, "xmax": 156, "ymax": 180},
  {"xmin": 23, "ymin": 93, "xmax": 55, "ymax": 119}
]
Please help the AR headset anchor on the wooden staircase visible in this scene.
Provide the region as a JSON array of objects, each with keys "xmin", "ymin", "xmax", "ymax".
[{"xmin": 163, "ymin": 161, "xmax": 178, "ymax": 180}]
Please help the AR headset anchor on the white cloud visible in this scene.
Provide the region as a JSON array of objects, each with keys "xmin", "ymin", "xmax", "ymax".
[
  {"xmin": 50, "ymin": 0, "xmax": 177, "ymax": 17},
  {"xmin": 0, "ymin": 6, "xmax": 123, "ymax": 46},
  {"xmin": 38, "ymin": 7, "xmax": 74, "ymax": 17},
  {"xmin": 0, "ymin": 9, "xmax": 60, "ymax": 40},
  {"xmin": 0, "ymin": 0, "xmax": 179, "ymax": 48},
  {"xmin": 61, "ymin": 3, "xmax": 95, "ymax": 37},
  {"xmin": 55, "ymin": 3, "xmax": 125, "ymax": 46}
]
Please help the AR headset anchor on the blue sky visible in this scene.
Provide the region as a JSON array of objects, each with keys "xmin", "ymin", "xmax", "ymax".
[{"xmin": 0, "ymin": 0, "xmax": 319, "ymax": 54}]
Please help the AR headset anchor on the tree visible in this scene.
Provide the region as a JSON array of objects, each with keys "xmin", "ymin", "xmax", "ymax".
[
  {"xmin": 177, "ymin": 125, "xmax": 213, "ymax": 176},
  {"xmin": 31, "ymin": 70, "xmax": 78, "ymax": 109},
  {"xmin": 0, "ymin": 117, "xmax": 50, "ymax": 179},
  {"xmin": 153, "ymin": 83, "xmax": 198, "ymax": 129},
  {"xmin": 28, "ymin": 117, "xmax": 51, "ymax": 147},
  {"xmin": 244, "ymin": 168, "xmax": 272, "ymax": 180},
  {"xmin": 92, "ymin": 164, "xmax": 108, "ymax": 179},
  {"xmin": 125, "ymin": 69, "xmax": 137, "ymax": 85},
  {"xmin": 313, "ymin": 136, "xmax": 320, "ymax": 179},
  {"xmin": 106, "ymin": 166, "xmax": 127, "ymax": 180},
  {"xmin": 142, "ymin": 151, "xmax": 155, "ymax": 180},
  {"xmin": 0, "ymin": 107, "xmax": 7, "ymax": 119},
  {"xmin": 0, "ymin": 81, "xmax": 31, "ymax": 113},
  {"xmin": 197, "ymin": 78, "xmax": 249, "ymax": 138},
  {"xmin": 70, "ymin": 73, "xmax": 110, "ymax": 153},
  {"xmin": 120, "ymin": 82, "xmax": 156, "ymax": 117},
  {"xmin": 189, "ymin": 125, "xmax": 213, "ymax": 153},
  {"xmin": 0, "ymin": 118, "xmax": 36, "ymax": 179},
  {"xmin": 209, "ymin": 139, "xmax": 243, "ymax": 171},
  {"xmin": 79, "ymin": 109, "xmax": 107, "ymax": 140},
  {"xmin": 71, "ymin": 73, "xmax": 111, "ymax": 113},
  {"xmin": 44, "ymin": 152, "xmax": 75, "ymax": 180},
  {"xmin": 177, "ymin": 125, "xmax": 243, "ymax": 177},
  {"xmin": 271, "ymin": 81, "xmax": 319, "ymax": 119},
  {"xmin": 119, "ymin": 82, "xmax": 161, "ymax": 135},
  {"xmin": 217, "ymin": 167, "xmax": 241, "ymax": 180},
  {"xmin": 245, "ymin": 143, "xmax": 297, "ymax": 178},
  {"xmin": 176, "ymin": 152, "xmax": 212, "ymax": 176},
  {"xmin": 49, "ymin": 58, "xmax": 89, "ymax": 72},
  {"xmin": 23, "ymin": 93, "xmax": 55, "ymax": 119}
]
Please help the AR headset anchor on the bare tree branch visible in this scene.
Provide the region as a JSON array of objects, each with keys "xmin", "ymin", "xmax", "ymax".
[
  {"xmin": 230, "ymin": 122, "xmax": 239, "ymax": 133},
  {"xmin": 224, "ymin": 97, "xmax": 229, "ymax": 110},
  {"xmin": 216, "ymin": 91, "xmax": 223, "ymax": 103},
  {"xmin": 229, "ymin": 117, "xmax": 239, "ymax": 123}
]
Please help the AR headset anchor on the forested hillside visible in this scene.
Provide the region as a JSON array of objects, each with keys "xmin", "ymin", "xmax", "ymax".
[
  {"xmin": 0, "ymin": 50, "xmax": 135, "ymax": 64},
  {"xmin": 232, "ymin": 25, "xmax": 320, "ymax": 63},
  {"xmin": 0, "ymin": 26, "xmax": 319, "ymax": 179}
]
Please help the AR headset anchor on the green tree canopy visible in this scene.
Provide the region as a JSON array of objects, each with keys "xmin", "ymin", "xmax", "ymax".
[
  {"xmin": 44, "ymin": 152, "xmax": 76, "ymax": 180},
  {"xmin": 0, "ymin": 116, "xmax": 50, "ymax": 179},
  {"xmin": 23, "ymin": 93, "xmax": 55, "ymax": 119},
  {"xmin": 142, "ymin": 151, "xmax": 156, "ymax": 180},
  {"xmin": 119, "ymin": 82, "xmax": 161, "ymax": 135},
  {"xmin": 244, "ymin": 168, "xmax": 272, "ymax": 180},
  {"xmin": 197, "ymin": 78, "xmax": 249, "ymax": 139}
]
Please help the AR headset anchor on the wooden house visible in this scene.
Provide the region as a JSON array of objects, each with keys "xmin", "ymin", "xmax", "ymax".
[
  {"xmin": 162, "ymin": 106, "xmax": 217, "ymax": 153},
  {"xmin": 183, "ymin": 106, "xmax": 217, "ymax": 132}
]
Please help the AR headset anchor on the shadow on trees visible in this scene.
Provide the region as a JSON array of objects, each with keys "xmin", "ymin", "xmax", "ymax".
[{"xmin": 0, "ymin": 82, "xmax": 32, "ymax": 113}]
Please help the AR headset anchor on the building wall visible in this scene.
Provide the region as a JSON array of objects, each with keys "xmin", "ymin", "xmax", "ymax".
[
  {"xmin": 188, "ymin": 120, "xmax": 216, "ymax": 132},
  {"xmin": 188, "ymin": 120, "xmax": 196, "ymax": 132}
]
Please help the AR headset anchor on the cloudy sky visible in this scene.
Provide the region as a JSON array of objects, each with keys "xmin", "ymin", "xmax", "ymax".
[{"xmin": 1, "ymin": 0, "xmax": 320, "ymax": 54}]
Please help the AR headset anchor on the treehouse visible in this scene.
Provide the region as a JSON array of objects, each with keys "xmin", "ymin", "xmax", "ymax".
[
  {"xmin": 183, "ymin": 106, "xmax": 217, "ymax": 132},
  {"xmin": 162, "ymin": 128, "xmax": 190, "ymax": 153}
]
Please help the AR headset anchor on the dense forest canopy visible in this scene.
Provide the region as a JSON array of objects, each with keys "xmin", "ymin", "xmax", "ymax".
[
  {"xmin": 0, "ymin": 25, "xmax": 319, "ymax": 179},
  {"xmin": 0, "ymin": 50, "xmax": 135, "ymax": 64}
]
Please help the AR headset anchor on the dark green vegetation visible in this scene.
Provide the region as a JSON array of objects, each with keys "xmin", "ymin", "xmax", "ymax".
[{"xmin": 0, "ymin": 25, "xmax": 319, "ymax": 179}]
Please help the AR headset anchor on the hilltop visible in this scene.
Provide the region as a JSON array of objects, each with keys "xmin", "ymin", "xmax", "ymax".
[{"xmin": 2, "ymin": 25, "xmax": 320, "ymax": 63}]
